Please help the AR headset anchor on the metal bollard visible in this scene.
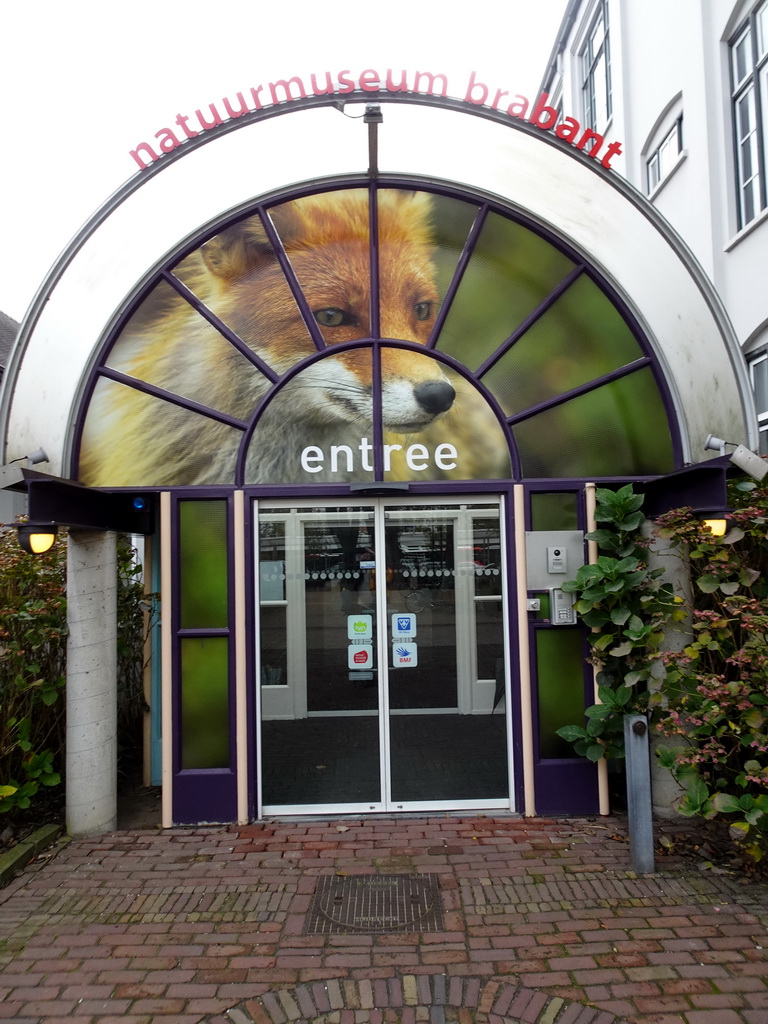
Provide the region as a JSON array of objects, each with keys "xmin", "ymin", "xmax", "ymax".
[{"xmin": 623, "ymin": 714, "xmax": 655, "ymax": 874}]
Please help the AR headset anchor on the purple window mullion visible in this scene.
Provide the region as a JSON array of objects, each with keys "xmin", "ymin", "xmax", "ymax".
[
  {"xmin": 372, "ymin": 346, "xmax": 384, "ymax": 480},
  {"xmin": 475, "ymin": 265, "xmax": 586, "ymax": 379},
  {"xmin": 427, "ymin": 204, "xmax": 490, "ymax": 351},
  {"xmin": 504, "ymin": 356, "xmax": 652, "ymax": 426},
  {"xmin": 370, "ymin": 184, "xmax": 384, "ymax": 479},
  {"xmin": 258, "ymin": 206, "xmax": 327, "ymax": 352},
  {"xmin": 97, "ymin": 366, "xmax": 250, "ymax": 430},
  {"xmin": 162, "ymin": 271, "xmax": 281, "ymax": 382}
]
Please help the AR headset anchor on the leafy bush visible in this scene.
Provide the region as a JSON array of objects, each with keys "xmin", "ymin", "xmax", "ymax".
[
  {"xmin": 555, "ymin": 484, "xmax": 682, "ymax": 760},
  {"xmin": 0, "ymin": 527, "xmax": 146, "ymax": 820},
  {"xmin": 653, "ymin": 482, "xmax": 768, "ymax": 865},
  {"xmin": 0, "ymin": 526, "xmax": 67, "ymax": 814},
  {"xmin": 556, "ymin": 479, "xmax": 768, "ymax": 869}
]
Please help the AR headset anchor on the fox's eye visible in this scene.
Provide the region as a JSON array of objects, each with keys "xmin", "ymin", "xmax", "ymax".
[
  {"xmin": 314, "ymin": 308, "xmax": 353, "ymax": 327},
  {"xmin": 414, "ymin": 301, "xmax": 433, "ymax": 321}
]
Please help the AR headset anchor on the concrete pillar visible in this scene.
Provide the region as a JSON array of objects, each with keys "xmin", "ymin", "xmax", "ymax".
[
  {"xmin": 66, "ymin": 530, "xmax": 118, "ymax": 836},
  {"xmin": 643, "ymin": 523, "xmax": 693, "ymax": 818}
]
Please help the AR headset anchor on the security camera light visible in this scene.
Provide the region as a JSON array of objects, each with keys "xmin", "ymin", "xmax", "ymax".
[
  {"xmin": 704, "ymin": 434, "xmax": 728, "ymax": 455},
  {"xmin": 729, "ymin": 444, "xmax": 768, "ymax": 481}
]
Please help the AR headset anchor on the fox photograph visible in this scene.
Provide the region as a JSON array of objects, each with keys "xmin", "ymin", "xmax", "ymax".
[{"xmin": 78, "ymin": 188, "xmax": 512, "ymax": 487}]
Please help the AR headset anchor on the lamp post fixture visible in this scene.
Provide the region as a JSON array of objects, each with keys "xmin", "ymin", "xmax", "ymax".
[{"xmin": 17, "ymin": 523, "xmax": 58, "ymax": 554}]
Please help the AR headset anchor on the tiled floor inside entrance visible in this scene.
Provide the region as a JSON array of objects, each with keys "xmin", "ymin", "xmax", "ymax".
[{"xmin": 261, "ymin": 715, "xmax": 509, "ymax": 805}]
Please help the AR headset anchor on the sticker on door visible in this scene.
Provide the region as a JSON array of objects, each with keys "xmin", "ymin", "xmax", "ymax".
[
  {"xmin": 392, "ymin": 613, "xmax": 417, "ymax": 638},
  {"xmin": 348, "ymin": 644, "xmax": 374, "ymax": 669},
  {"xmin": 392, "ymin": 642, "xmax": 418, "ymax": 668}
]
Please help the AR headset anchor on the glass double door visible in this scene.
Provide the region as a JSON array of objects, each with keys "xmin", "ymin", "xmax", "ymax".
[{"xmin": 257, "ymin": 498, "xmax": 512, "ymax": 813}]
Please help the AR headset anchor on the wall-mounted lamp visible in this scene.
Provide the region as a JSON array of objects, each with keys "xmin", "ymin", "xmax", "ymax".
[
  {"xmin": 701, "ymin": 518, "xmax": 728, "ymax": 537},
  {"xmin": 704, "ymin": 434, "xmax": 768, "ymax": 481},
  {"xmin": 17, "ymin": 523, "xmax": 59, "ymax": 554},
  {"xmin": 694, "ymin": 504, "xmax": 731, "ymax": 537}
]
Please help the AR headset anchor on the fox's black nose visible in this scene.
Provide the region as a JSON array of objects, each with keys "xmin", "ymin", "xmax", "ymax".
[{"xmin": 415, "ymin": 380, "xmax": 456, "ymax": 415}]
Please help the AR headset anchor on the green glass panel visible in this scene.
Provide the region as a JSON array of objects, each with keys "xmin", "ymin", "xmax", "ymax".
[
  {"xmin": 179, "ymin": 501, "xmax": 228, "ymax": 628},
  {"xmin": 536, "ymin": 628, "xmax": 585, "ymax": 759},
  {"xmin": 106, "ymin": 279, "xmax": 271, "ymax": 420},
  {"xmin": 530, "ymin": 493, "xmax": 579, "ymax": 531},
  {"xmin": 513, "ymin": 368, "xmax": 674, "ymax": 478},
  {"xmin": 181, "ymin": 636, "xmax": 229, "ymax": 769},
  {"xmin": 79, "ymin": 377, "xmax": 243, "ymax": 487},
  {"xmin": 481, "ymin": 276, "xmax": 643, "ymax": 416},
  {"xmin": 437, "ymin": 212, "xmax": 575, "ymax": 372}
]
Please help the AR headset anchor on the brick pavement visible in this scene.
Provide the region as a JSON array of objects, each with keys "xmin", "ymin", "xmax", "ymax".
[{"xmin": 0, "ymin": 816, "xmax": 766, "ymax": 1024}]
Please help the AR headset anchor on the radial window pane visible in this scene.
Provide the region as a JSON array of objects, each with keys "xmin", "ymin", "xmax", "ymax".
[
  {"xmin": 181, "ymin": 637, "xmax": 229, "ymax": 769},
  {"xmin": 512, "ymin": 368, "xmax": 674, "ymax": 477},
  {"xmin": 79, "ymin": 377, "xmax": 243, "ymax": 486},
  {"xmin": 436, "ymin": 212, "xmax": 576, "ymax": 371},
  {"xmin": 375, "ymin": 189, "xmax": 438, "ymax": 344},
  {"xmin": 173, "ymin": 213, "xmax": 317, "ymax": 369},
  {"xmin": 429, "ymin": 193, "xmax": 481, "ymax": 291},
  {"xmin": 106, "ymin": 279, "xmax": 270, "ymax": 420},
  {"xmin": 377, "ymin": 189, "xmax": 478, "ymax": 343},
  {"xmin": 267, "ymin": 189, "xmax": 372, "ymax": 344},
  {"xmin": 179, "ymin": 500, "xmax": 228, "ymax": 629},
  {"xmin": 244, "ymin": 350, "xmax": 375, "ymax": 484},
  {"xmin": 481, "ymin": 275, "xmax": 643, "ymax": 417},
  {"xmin": 381, "ymin": 353, "xmax": 511, "ymax": 483}
]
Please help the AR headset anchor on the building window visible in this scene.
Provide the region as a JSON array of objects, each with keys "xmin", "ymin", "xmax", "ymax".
[
  {"xmin": 581, "ymin": 0, "xmax": 612, "ymax": 133},
  {"xmin": 731, "ymin": 1, "xmax": 768, "ymax": 227},
  {"xmin": 749, "ymin": 350, "xmax": 768, "ymax": 453},
  {"xmin": 647, "ymin": 116, "xmax": 683, "ymax": 193}
]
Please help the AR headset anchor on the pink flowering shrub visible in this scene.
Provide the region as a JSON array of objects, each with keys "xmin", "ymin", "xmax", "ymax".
[{"xmin": 653, "ymin": 483, "xmax": 768, "ymax": 865}]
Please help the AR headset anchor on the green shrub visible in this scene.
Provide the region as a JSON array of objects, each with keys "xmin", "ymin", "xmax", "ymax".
[
  {"xmin": 556, "ymin": 479, "xmax": 768, "ymax": 869},
  {"xmin": 0, "ymin": 527, "xmax": 146, "ymax": 819},
  {"xmin": 555, "ymin": 484, "xmax": 682, "ymax": 760},
  {"xmin": 0, "ymin": 526, "xmax": 67, "ymax": 813}
]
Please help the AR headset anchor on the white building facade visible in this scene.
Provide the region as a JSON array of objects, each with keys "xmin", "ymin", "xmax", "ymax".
[{"xmin": 541, "ymin": 0, "xmax": 768, "ymax": 451}]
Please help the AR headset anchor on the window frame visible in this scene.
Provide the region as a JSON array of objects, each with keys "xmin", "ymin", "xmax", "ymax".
[
  {"xmin": 731, "ymin": 1, "xmax": 768, "ymax": 228},
  {"xmin": 580, "ymin": 0, "xmax": 612, "ymax": 134},
  {"xmin": 748, "ymin": 348, "xmax": 768, "ymax": 454},
  {"xmin": 646, "ymin": 115, "xmax": 684, "ymax": 194}
]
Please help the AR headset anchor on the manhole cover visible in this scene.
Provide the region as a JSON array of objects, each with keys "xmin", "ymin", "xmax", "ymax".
[{"xmin": 305, "ymin": 873, "xmax": 444, "ymax": 934}]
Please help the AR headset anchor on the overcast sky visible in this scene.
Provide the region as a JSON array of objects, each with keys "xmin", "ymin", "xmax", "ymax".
[{"xmin": 0, "ymin": 0, "xmax": 568, "ymax": 322}]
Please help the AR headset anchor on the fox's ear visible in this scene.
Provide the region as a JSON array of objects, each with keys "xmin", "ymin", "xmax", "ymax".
[{"xmin": 200, "ymin": 215, "xmax": 275, "ymax": 279}]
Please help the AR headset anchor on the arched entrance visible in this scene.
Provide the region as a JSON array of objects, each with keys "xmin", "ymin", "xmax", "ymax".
[{"xmin": 0, "ymin": 93, "xmax": 754, "ymax": 828}]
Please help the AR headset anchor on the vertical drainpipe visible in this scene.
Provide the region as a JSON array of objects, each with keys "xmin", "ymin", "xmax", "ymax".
[
  {"xmin": 66, "ymin": 530, "xmax": 118, "ymax": 836},
  {"xmin": 585, "ymin": 482, "xmax": 610, "ymax": 815}
]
